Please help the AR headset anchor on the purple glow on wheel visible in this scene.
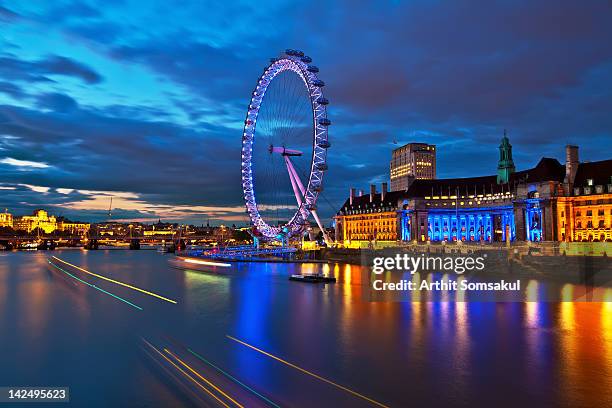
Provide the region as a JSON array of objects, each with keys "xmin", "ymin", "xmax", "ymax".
[{"xmin": 241, "ymin": 51, "xmax": 330, "ymax": 240}]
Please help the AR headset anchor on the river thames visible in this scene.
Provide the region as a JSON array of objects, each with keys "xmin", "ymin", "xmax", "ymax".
[{"xmin": 1, "ymin": 250, "xmax": 611, "ymax": 407}]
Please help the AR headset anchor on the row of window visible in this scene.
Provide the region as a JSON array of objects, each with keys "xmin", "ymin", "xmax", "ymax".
[
  {"xmin": 574, "ymin": 221, "xmax": 611, "ymax": 228},
  {"xmin": 561, "ymin": 209, "xmax": 612, "ymax": 217}
]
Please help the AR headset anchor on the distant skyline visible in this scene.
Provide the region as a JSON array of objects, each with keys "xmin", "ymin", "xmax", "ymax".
[{"xmin": 1, "ymin": 1, "xmax": 611, "ymax": 225}]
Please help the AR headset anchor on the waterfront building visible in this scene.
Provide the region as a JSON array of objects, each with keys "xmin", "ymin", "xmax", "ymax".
[
  {"xmin": 556, "ymin": 151, "xmax": 612, "ymax": 242},
  {"xmin": 96, "ymin": 222, "xmax": 128, "ymax": 237},
  {"xmin": 143, "ymin": 220, "xmax": 178, "ymax": 237},
  {"xmin": 13, "ymin": 209, "xmax": 57, "ymax": 233},
  {"xmin": 334, "ymin": 183, "xmax": 401, "ymax": 247},
  {"xmin": 390, "ymin": 142, "xmax": 436, "ymax": 191},
  {"xmin": 143, "ymin": 227, "xmax": 176, "ymax": 237},
  {"xmin": 57, "ymin": 218, "xmax": 91, "ymax": 236},
  {"xmin": 0, "ymin": 210, "xmax": 12, "ymax": 228},
  {"xmin": 336, "ymin": 137, "xmax": 610, "ymax": 245}
]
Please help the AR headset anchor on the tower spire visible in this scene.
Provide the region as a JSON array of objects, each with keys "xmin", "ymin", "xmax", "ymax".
[{"xmin": 497, "ymin": 130, "xmax": 515, "ymax": 184}]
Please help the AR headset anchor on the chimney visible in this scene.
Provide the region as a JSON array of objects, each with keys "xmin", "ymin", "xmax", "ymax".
[
  {"xmin": 349, "ymin": 187, "xmax": 356, "ymax": 206},
  {"xmin": 565, "ymin": 145, "xmax": 579, "ymax": 185},
  {"xmin": 370, "ymin": 184, "xmax": 376, "ymax": 203},
  {"xmin": 381, "ymin": 182, "xmax": 388, "ymax": 201}
]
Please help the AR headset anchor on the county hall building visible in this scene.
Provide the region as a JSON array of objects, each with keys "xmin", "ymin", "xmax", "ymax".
[{"xmin": 335, "ymin": 137, "xmax": 612, "ymax": 246}]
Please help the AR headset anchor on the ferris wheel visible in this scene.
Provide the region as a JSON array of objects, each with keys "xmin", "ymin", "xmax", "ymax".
[{"xmin": 241, "ymin": 49, "xmax": 331, "ymax": 243}]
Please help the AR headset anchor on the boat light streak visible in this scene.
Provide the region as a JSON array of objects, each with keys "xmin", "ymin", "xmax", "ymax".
[
  {"xmin": 48, "ymin": 261, "xmax": 142, "ymax": 310},
  {"xmin": 226, "ymin": 335, "xmax": 389, "ymax": 408},
  {"xmin": 141, "ymin": 339, "xmax": 231, "ymax": 408},
  {"xmin": 188, "ymin": 348, "xmax": 280, "ymax": 408},
  {"xmin": 183, "ymin": 258, "xmax": 231, "ymax": 268},
  {"xmin": 164, "ymin": 348, "xmax": 244, "ymax": 408},
  {"xmin": 51, "ymin": 256, "xmax": 177, "ymax": 304}
]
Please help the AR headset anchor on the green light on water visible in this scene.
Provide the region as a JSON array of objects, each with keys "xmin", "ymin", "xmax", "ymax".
[{"xmin": 48, "ymin": 261, "xmax": 143, "ymax": 311}]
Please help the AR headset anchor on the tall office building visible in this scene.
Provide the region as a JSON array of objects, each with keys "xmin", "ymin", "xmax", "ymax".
[{"xmin": 390, "ymin": 142, "xmax": 436, "ymax": 191}]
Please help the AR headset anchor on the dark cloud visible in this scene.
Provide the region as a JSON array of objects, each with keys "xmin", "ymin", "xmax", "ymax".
[
  {"xmin": 36, "ymin": 1, "xmax": 101, "ymax": 23},
  {"xmin": 36, "ymin": 92, "xmax": 79, "ymax": 112},
  {"xmin": 38, "ymin": 55, "xmax": 103, "ymax": 84},
  {"xmin": 0, "ymin": 5, "xmax": 20, "ymax": 21},
  {"xmin": 110, "ymin": 39, "xmax": 250, "ymax": 102},
  {"xmin": 0, "ymin": 81, "xmax": 26, "ymax": 99},
  {"xmin": 0, "ymin": 101, "xmax": 242, "ymax": 210},
  {"xmin": 0, "ymin": 54, "xmax": 103, "ymax": 84}
]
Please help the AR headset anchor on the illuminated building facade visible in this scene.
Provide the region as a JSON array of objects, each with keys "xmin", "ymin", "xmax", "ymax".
[
  {"xmin": 390, "ymin": 142, "xmax": 436, "ymax": 191},
  {"xmin": 336, "ymin": 135, "xmax": 593, "ymax": 245},
  {"xmin": 556, "ymin": 151, "xmax": 612, "ymax": 242},
  {"xmin": 13, "ymin": 209, "xmax": 58, "ymax": 233},
  {"xmin": 58, "ymin": 219, "xmax": 91, "ymax": 235},
  {"xmin": 334, "ymin": 183, "xmax": 400, "ymax": 246},
  {"xmin": 0, "ymin": 210, "xmax": 12, "ymax": 228}
]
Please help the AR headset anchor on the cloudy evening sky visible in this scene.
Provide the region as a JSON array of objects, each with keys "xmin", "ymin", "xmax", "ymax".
[{"xmin": 0, "ymin": 1, "xmax": 611, "ymax": 225}]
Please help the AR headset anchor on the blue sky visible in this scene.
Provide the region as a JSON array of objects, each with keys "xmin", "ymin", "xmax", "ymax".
[{"xmin": 0, "ymin": 0, "xmax": 611, "ymax": 225}]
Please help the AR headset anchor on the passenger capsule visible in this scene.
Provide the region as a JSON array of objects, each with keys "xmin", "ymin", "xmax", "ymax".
[
  {"xmin": 285, "ymin": 48, "xmax": 295, "ymax": 55},
  {"xmin": 270, "ymin": 58, "xmax": 278, "ymax": 63},
  {"xmin": 316, "ymin": 97, "xmax": 329, "ymax": 105},
  {"xmin": 317, "ymin": 140, "xmax": 331, "ymax": 148},
  {"xmin": 295, "ymin": 50, "xmax": 304, "ymax": 57},
  {"xmin": 315, "ymin": 163, "xmax": 328, "ymax": 171},
  {"xmin": 307, "ymin": 65, "xmax": 319, "ymax": 73},
  {"xmin": 312, "ymin": 79, "xmax": 325, "ymax": 87},
  {"xmin": 318, "ymin": 118, "xmax": 331, "ymax": 126},
  {"xmin": 301, "ymin": 56, "xmax": 312, "ymax": 63}
]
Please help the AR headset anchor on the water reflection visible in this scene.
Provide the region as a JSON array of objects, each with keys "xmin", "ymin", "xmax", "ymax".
[{"xmin": 0, "ymin": 252, "xmax": 611, "ymax": 406}]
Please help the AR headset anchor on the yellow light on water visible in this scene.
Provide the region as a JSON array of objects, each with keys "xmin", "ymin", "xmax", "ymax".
[
  {"xmin": 183, "ymin": 258, "xmax": 231, "ymax": 268},
  {"xmin": 51, "ymin": 256, "xmax": 177, "ymax": 304}
]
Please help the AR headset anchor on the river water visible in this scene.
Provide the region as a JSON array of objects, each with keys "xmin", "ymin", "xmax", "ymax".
[{"xmin": 0, "ymin": 250, "xmax": 611, "ymax": 407}]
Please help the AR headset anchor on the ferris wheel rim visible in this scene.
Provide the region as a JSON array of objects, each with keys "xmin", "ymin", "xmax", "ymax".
[{"xmin": 240, "ymin": 51, "xmax": 330, "ymax": 240}]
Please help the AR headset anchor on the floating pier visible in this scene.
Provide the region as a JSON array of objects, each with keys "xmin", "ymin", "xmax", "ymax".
[{"xmin": 289, "ymin": 274, "xmax": 336, "ymax": 283}]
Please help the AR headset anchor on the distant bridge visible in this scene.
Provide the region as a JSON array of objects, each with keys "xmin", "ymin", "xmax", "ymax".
[{"xmin": 0, "ymin": 234, "xmax": 225, "ymax": 241}]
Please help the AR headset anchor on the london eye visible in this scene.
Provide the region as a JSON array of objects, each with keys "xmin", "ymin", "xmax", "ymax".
[{"xmin": 241, "ymin": 49, "xmax": 331, "ymax": 243}]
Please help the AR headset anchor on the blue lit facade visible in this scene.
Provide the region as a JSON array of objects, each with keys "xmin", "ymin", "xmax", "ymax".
[
  {"xmin": 400, "ymin": 211, "xmax": 412, "ymax": 241},
  {"xmin": 399, "ymin": 207, "xmax": 516, "ymax": 242},
  {"xmin": 525, "ymin": 199, "xmax": 543, "ymax": 241}
]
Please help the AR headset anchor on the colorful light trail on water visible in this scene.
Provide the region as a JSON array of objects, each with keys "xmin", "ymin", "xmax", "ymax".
[
  {"xmin": 48, "ymin": 261, "xmax": 142, "ymax": 310},
  {"xmin": 51, "ymin": 256, "xmax": 177, "ymax": 304},
  {"xmin": 226, "ymin": 334, "xmax": 389, "ymax": 408}
]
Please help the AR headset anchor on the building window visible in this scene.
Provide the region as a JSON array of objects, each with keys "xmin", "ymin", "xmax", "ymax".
[
  {"xmin": 599, "ymin": 209, "xmax": 604, "ymax": 216},
  {"xmin": 587, "ymin": 179, "xmax": 593, "ymax": 186},
  {"xmin": 587, "ymin": 210, "xmax": 592, "ymax": 216},
  {"xmin": 576, "ymin": 211, "xmax": 581, "ymax": 216}
]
